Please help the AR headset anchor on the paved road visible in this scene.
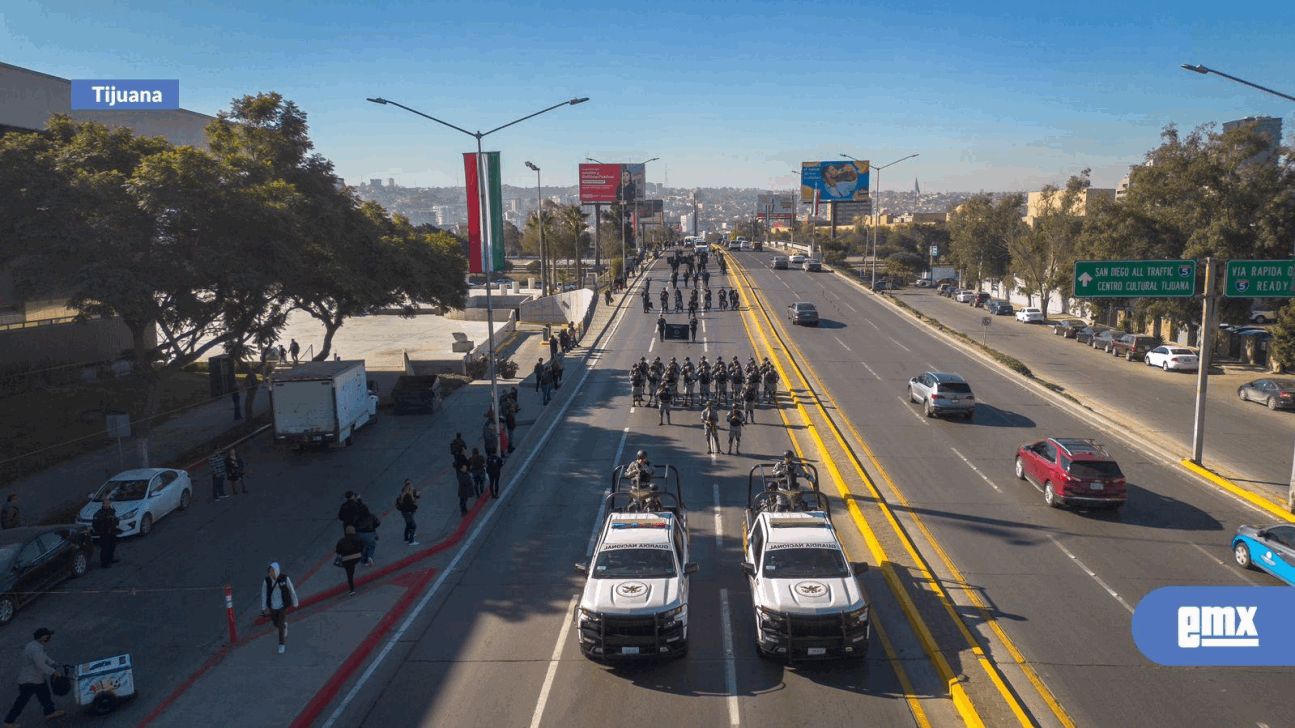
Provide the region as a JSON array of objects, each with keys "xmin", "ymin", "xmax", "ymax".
[
  {"xmin": 328, "ymin": 255, "xmax": 957, "ymax": 728},
  {"xmin": 887, "ymin": 285, "xmax": 1294, "ymax": 497},
  {"xmin": 739, "ymin": 253, "xmax": 1295, "ymax": 728}
]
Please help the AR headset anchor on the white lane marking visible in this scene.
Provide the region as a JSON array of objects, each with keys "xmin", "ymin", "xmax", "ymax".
[
  {"xmin": 649, "ymin": 337, "xmax": 656, "ymax": 352},
  {"xmin": 861, "ymin": 363, "xmax": 881, "ymax": 381},
  {"xmin": 719, "ymin": 589, "xmax": 740, "ymax": 727},
  {"xmin": 865, "ymin": 319, "xmax": 880, "ymax": 330},
  {"xmin": 1048, "ymin": 534, "xmax": 1135, "ymax": 614},
  {"xmin": 886, "ymin": 335, "xmax": 911, "ymax": 352},
  {"xmin": 713, "ymin": 483, "xmax": 723, "ymax": 549},
  {"xmin": 321, "ymin": 271, "xmax": 640, "ymax": 728},
  {"xmin": 899, "ymin": 395, "xmax": 928, "ymax": 424},
  {"xmin": 529, "ymin": 595, "xmax": 580, "ymax": 728},
  {"xmin": 949, "ymin": 448, "xmax": 1002, "ymax": 493},
  {"xmin": 833, "ymin": 336, "xmax": 852, "ymax": 353},
  {"xmin": 843, "ymin": 302, "xmax": 858, "ymax": 314},
  {"xmin": 1190, "ymin": 542, "xmax": 1260, "ymax": 586}
]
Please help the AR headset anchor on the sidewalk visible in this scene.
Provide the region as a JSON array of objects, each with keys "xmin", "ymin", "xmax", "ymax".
[
  {"xmin": 6, "ymin": 389, "xmax": 271, "ymax": 526},
  {"xmin": 137, "ymin": 266, "xmax": 650, "ymax": 726}
]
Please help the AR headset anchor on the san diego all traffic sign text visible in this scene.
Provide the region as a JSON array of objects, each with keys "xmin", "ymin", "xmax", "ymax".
[{"xmin": 1073, "ymin": 260, "xmax": 1197, "ymax": 298}]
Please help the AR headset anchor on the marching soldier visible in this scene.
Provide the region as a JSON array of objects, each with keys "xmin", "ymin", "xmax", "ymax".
[{"xmin": 726, "ymin": 405, "xmax": 746, "ymax": 455}]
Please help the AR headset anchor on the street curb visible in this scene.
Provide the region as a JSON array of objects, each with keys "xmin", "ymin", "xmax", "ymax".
[
  {"xmin": 290, "ymin": 567, "xmax": 438, "ymax": 728},
  {"xmin": 1180, "ymin": 459, "xmax": 1295, "ymax": 522}
]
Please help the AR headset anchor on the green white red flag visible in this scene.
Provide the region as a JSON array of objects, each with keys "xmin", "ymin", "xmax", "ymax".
[{"xmin": 464, "ymin": 151, "xmax": 506, "ymax": 273}]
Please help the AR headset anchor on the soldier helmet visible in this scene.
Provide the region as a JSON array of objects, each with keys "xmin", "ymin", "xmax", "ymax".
[
  {"xmin": 783, "ymin": 450, "xmax": 795, "ymax": 459},
  {"xmin": 636, "ymin": 450, "xmax": 647, "ymax": 460}
]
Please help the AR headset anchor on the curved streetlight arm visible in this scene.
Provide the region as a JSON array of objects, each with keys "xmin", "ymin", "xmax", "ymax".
[
  {"xmin": 1181, "ymin": 64, "xmax": 1295, "ymax": 103},
  {"xmin": 366, "ymin": 97, "xmax": 476, "ymax": 138},
  {"xmin": 484, "ymin": 97, "xmax": 589, "ymax": 137}
]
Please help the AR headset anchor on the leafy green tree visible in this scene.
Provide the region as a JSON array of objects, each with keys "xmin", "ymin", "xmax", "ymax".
[
  {"xmin": 1012, "ymin": 172, "xmax": 1091, "ymax": 316},
  {"xmin": 947, "ymin": 195, "xmax": 1014, "ymax": 287}
]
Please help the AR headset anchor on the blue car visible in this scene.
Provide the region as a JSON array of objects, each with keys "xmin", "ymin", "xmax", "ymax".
[{"xmin": 1232, "ymin": 524, "xmax": 1295, "ymax": 585}]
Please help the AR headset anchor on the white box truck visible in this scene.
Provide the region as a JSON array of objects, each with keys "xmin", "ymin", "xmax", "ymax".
[{"xmin": 269, "ymin": 360, "xmax": 378, "ymax": 449}]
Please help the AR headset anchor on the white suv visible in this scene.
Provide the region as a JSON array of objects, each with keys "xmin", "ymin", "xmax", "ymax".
[{"xmin": 576, "ymin": 478, "xmax": 695, "ymax": 660}]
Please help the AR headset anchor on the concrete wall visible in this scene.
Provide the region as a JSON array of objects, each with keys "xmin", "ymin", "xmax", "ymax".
[
  {"xmin": 465, "ymin": 309, "xmax": 518, "ymax": 363},
  {"xmin": 0, "ymin": 316, "xmax": 149, "ymax": 368},
  {"xmin": 518, "ymin": 289, "xmax": 595, "ymax": 326}
]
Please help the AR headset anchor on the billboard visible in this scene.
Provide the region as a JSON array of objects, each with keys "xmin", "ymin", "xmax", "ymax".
[
  {"xmin": 634, "ymin": 199, "xmax": 664, "ymax": 226},
  {"xmin": 801, "ymin": 160, "xmax": 870, "ymax": 202},
  {"xmin": 831, "ymin": 200, "xmax": 872, "ymax": 226},
  {"xmin": 580, "ymin": 163, "xmax": 646, "ymax": 204},
  {"xmin": 757, "ymin": 194, "xmax": 796, "ymax": 220}
]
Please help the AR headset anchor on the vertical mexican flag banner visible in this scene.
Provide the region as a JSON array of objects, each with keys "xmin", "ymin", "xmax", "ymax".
[{"xmin": 463, "ymin": 151, "xmax": 506, "ymax": 274}]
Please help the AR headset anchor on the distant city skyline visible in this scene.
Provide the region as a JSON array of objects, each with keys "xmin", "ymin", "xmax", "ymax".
[{"xmin": 4, "ymin": 0, "xmax": 1292, "ymax": 193}]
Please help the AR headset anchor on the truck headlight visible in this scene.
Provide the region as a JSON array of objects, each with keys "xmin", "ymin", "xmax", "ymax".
[
  {"xmin": 579, "ymin": 608, "xmax": 599, "ymax": 622},
  {"xmin": 845, "ymin": 605, "xmax": 869, "ymax": 624},
  {"xmin": 661, "ymin": 605, "xmax": 685, "ymax": 622},
  {"xmin": 758, "ymin": 606, "xmax": 784, "ymax": 625}
]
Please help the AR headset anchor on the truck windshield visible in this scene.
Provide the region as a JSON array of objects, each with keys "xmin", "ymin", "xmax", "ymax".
[
  {"xmin": 763, "ymin": 547, "xmax": 848, "ymax": 578},
  {"xmin": 593, "ymin": 548, "xmax": 677, "ymax": 579}
]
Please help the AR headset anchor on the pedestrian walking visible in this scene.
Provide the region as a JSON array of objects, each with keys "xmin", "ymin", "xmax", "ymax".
[
  {"xmin": 549, "ymin": 334, "xmax": 559, "ymax": 360},
  {"xmin": 504, "ymin": 406, "xmax": 517, "ymax": 454},
  {"xmin": 92, "ymin": 497, "xmax": 119, "ymax": 568},
  {"xmin": 209, "ymin": 447, "xmax": 227, "ymax": 500},
  {"xmin": 533, "ymin": 358, "xmax": 545, "ymax": 392},
  {"xmin": 605, "ymin": 288, "xmax": 613, "ymax": 305},
  {"xmin": 456, "ymin": 465, "xmax": 475, "ymax": 516},
  {"xmin": 689, "ymin": 315, "xmax": 698, "ymax": 342},
  {"xmin": 225, "ymin": 447, "xmax": 248, "ymax": 495},
  {"xmin": 335, "ymin": 527, "xmax": 364, "ymax": 595},
  {"xmin": 468, "ymin": 448, "xmax": 487, "ymax": 497},
  {"xmin": 354, "ymin": 498, "xmax": 379, "ymax": 566},
  {"xmin": 538, "ymin": 364, "xmax": 553, "ymax": 406},
  {"xmin": 4, "ymin": 628, "xmax": 66, "ymax": 724},
  {"xmin": 278, "ymin": 344, "xmax": 288, "ymax": 363},
  {"xmin": 338, "ymin": 491, "xmax": 360, "ymax": 534},
  {"xmin": 551, "ymin": 355, "xmax": 564, "ymax": 387},
  {"xmin": 397, "ymin": 479, "xmax": 420, "ymax": 545},
  {"xmin": 487, "ymin": 452, "xmax": 504, "ymax": 498},
  {"xmin": 261, "ymin": 563, "xmax": 299, "ymax": 654},
  {"xmin": 289, "ymin": 339, "xmax": 300, "ymax": 364},
  {"xmin": 726, "ymin": 406, "xmax": 745, "ymax": 454},
  {"xmin": 1, "ymin": 494, "xmax": 19, "ymax": 529}
]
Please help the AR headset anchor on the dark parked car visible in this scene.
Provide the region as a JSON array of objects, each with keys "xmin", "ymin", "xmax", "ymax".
[
  {"xmin": 986, "ymin": 300, "xmax": 1015, "ymax": 316},
  {"xmin": 1090, "ymin": 330, "xmax": 1128, "ymax": 351},
  {"xmin": 1237, "ymin": 379, "xmax": 1295, "ymax": 410},
  {"xmin": 937, "ymin": 284, "xmax": 955, "ymax": 297},
  {"xmin": 0, "ymin": 525, "xmax": 95, "ymax": 625},
  {"xmin": 1052, "ymin": 319, "xmax": 1088, "ymax": 338},
  {"xmin": 1074, "ymin": 325, "xmax": 1109, "ymax": 346},
  {"xmin": 1110, "ymin": 334, "xmax": 1161, "ymax": 361},
  {"xmin": 971, "ymin": 292, "xmax": 991, "ymax": 308}
]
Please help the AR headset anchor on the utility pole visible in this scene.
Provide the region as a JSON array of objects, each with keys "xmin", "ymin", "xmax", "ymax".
[{"xmin": 1191, "ymin": 258, "xmax": 1218, "ymax": 464}]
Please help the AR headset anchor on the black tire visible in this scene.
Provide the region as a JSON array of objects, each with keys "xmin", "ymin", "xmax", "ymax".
[
  {"xmin": 1238, "ymin": 388, "xmax": 1248, "ymax": 401},
  {"xmin": 71, "ymin": 550, "xmax": 89, "ymax": 578},
  {"xmin": 91, "ymin": 691, "xmax": 118, "ymax": 715},
  {"xmin": 179, "ymin": 489, "xmax": 192, "ymax": 511},
  {"xmin": 139, "ymin": 512, "xmax": 153, "ymax": 537},
  {"xmin": 1254, "ymin": 315, "xmax": 1267, "ymax": 324},
  {"xmin": 1269, "ymin": 397, "xmax": 1279, "ymax": 411},
  {"xmin": 1044, "ymin": 483, "xmax": 1060, "ymax": 508},
  {"xmin": 1014, "ymin": 457, "xmax": 1026, "ymax": 480},
  {"xmin": 0, "ymin": 595, "xmax": 16, "ymax": 625},
  {"xmin": 1162, "ymin": 362, "xmax": 1170, "ymax": 371}
]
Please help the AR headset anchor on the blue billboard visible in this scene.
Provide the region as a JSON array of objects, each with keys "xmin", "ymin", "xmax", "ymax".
[{"xmin": 800, "ymin": 160, "xmax": 870, "ymax": 202}]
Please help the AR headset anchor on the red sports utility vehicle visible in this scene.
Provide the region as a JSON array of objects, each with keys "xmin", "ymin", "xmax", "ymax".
[{"xmin": 1014, "ymin": 438, "xmax": 1126, "ymax": 510}]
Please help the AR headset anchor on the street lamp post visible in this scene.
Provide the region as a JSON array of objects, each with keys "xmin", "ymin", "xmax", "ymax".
[
  {"xmin": 842, "ymin": 152, "xmax": 918, "ymax": 290},
  {"xmin": 524, "ymin": 161, "xmax": 546, "ymax": 296},
  {"xmin": 1181, "ymin": 62, "xmax": 1295, "ymax": 510},
  {"xmin": 368, "ymin": 95, "xmax": 588, "ymax": 450}
]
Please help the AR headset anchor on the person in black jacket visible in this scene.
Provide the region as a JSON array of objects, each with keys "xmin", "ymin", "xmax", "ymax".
[
  {"xmin": 486, "ymin": 453, "xmax": 504, "ymax": 498},
  {"xmin": 335, "ymin": 526, "xmax": 364, "ymax": 595},
  {"xmin": 225, "ymin": 448, "xmax": 248, "ymax": 495},
  {"xmin": 353, "ymin": 497, "xmax": 379, "ymax": 566},
  {"xmin": 92, "ymin": 498, "xmax": 120, "ymax": 568},
  {"xmin": 337, "ymin": 491, "xmax": 360, "ymax": 535},
  {"xmin": 397, "ymin": 480, "xmax": 420, "ymax": 545}
]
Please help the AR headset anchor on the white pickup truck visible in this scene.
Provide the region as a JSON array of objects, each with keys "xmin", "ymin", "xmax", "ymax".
[
  {"xmin": 575, "ymin": 463, "xmax": 695, "ymax": 660},
  {"xmin": 742, "ymin": 462, "xmax": 870, "ymax": 662}
]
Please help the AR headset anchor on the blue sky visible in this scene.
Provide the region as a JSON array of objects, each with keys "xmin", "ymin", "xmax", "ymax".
[{"xmin": 4, "ymin": 0, "xmax": 1293, "ymax": 192}]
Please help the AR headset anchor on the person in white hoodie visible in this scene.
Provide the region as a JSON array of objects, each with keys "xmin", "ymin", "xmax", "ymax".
[{"xmin": 261, "ymin": 562, "xmax": 299, "ymax": 654}]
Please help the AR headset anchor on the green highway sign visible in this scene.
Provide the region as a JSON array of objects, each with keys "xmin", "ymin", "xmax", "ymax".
[
  {"xmin": 1224, "ymin": 260, "xmax": 1295, "ymax": 298},
  {"xmin": 1073, "ymin": 260, "xmax": 1197, "ymax": 298}
]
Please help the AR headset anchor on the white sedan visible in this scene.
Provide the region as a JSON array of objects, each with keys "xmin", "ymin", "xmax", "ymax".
[
  {"xmin": 1015, "ymin": 307, "xmax": 1044, "ymax": 323},
  {"xmin": 788, "ymin": 254, "xmax": 806, "ymax": 265},
  {"xmin": 1144, "ymin": 346, "xmax": 1199, "ymax": 372},
  {"xmin": 955, "ymin": 290, "xmax": 976, "ymax": 303},
  {"xmin": 77, "ymin": 468, "xmax": 193, "ymax": 537}
]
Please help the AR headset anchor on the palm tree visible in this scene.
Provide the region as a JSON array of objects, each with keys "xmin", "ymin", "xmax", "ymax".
[{"xmin": 560, "ymin": 204, "xmax": 590, "ymax": 287}]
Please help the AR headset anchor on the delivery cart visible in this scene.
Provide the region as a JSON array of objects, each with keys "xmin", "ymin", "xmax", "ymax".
[{"xmin": 70, "ymin": 653, "xmax": 136, "ymax": 715}]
